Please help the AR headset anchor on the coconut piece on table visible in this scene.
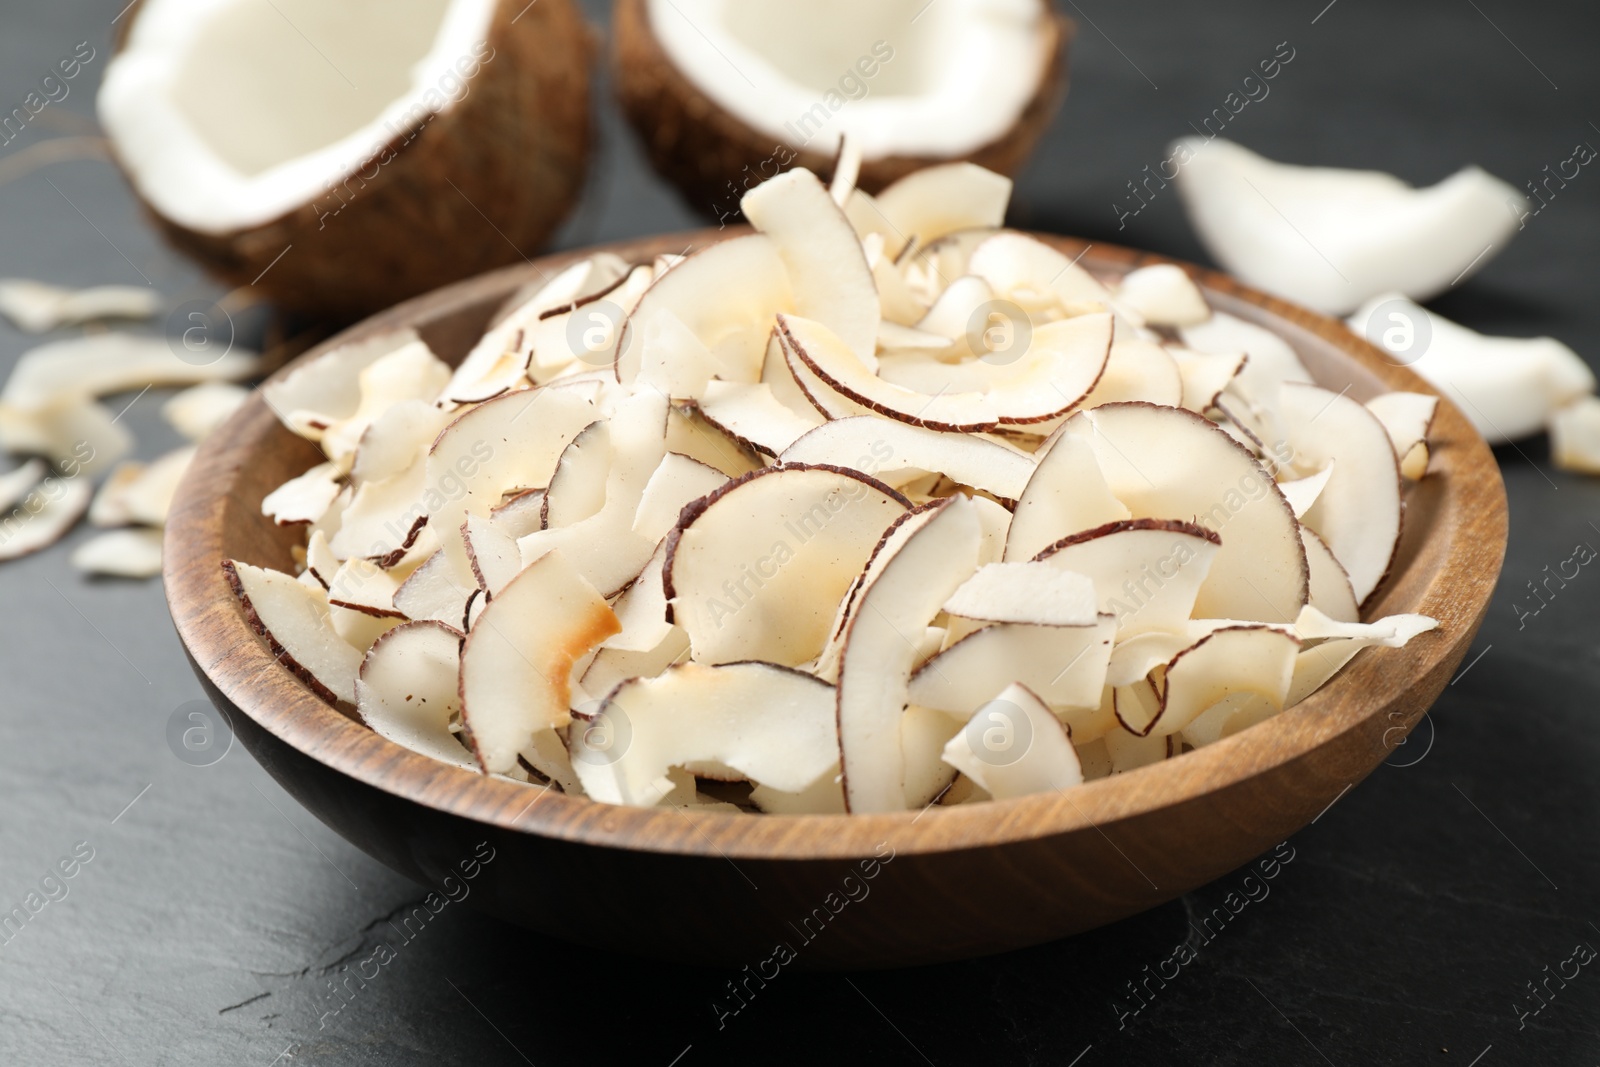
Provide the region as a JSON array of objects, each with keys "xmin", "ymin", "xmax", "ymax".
[
  {"xmin": 163, "ymin": 382, "xmax": 249, "ymax": 442},
  {"xmin": 1549, "ymin": 396, "xmax": 1600, "ymax": 474},
  {"xmin": 0, "ymin": 280, "xmax": 161, "ymax": 332},
  {"xmin": 71, "ymin": 527, "xmax": 165, "ymax": 578},
  {"xmin": 1171, "ymin": 137, "xmax": 1526, "ymax": 315},
  {"xmin": 1349, "ymin": 294, "xmax": 1593, "ymax": 443}
]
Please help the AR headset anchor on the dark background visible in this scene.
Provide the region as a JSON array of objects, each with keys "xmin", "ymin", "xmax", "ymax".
[{"xmin": 2, "ymin": 1, "xmax": 1597, "ymax": 1064}]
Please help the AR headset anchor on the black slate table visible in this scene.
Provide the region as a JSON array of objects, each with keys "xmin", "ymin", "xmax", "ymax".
[{"xmin": 1, "ymin": 1, "xmax": 1596, "ymax": 1064}]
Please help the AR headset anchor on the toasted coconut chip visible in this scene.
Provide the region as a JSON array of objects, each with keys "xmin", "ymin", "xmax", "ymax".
[
  {"xmin": 489, "ymin": 488, "xmax": 546, "ymax": 538},
  {"xmin": 602, "ymin": 540, "xmax": 677, "ymax": 653},
  {"xmin": 868, "ymin": 164, "xmax": 1012, "ymax": 259},
  {"xmin": 462, "ymin": 513, "xmax": 523, "ymax": 596},
  {"xmin": 326, "ymin": 556, "xmax": 406, "ymax": 651},
  {"xmin": 944, "ymin": 562, "xmax": 1099, "ymax": 626},
  {"xmin": 262, "ymin": 461, "xmax": 343, "ymax": 527},
  {"xmin": 392, "ymin": 549, "xmax": 478, "ymax": 626},
  {"xmin": 0, "ymin": 280, "xmax": 161, "ymax": 332},
  {"xmin": 1115, "ymin": 625, "xmax": 1300, "ymax": 738},
  {"xmin": 1104, "ymin": 725, "xmax": 1174, "ymax": 773},
  {"xmin": 571, "ymin": 661, "xmax": 839, "ymax": 807},
  {"xmin": 837, "ymin": 495, "xmax": 982, "ymax": 813},
  {"xmin": 1003, "ymin": 428, "xmax": 1131, "ymax": 562},
  {"xmin": 355, "ymin": 621, "xmax": 474, "ymax": 770},
  {"xmin": 633, "ymin": 452, "xmax": 727, "ymax": 544},
  {"xmin": 517, "ymin": 392, "xmax": 668, "ymax": 596},
  {"xmin": 102, "ymin": 446, "xmax": 194, "ymax": 528},
  {"xmin": 2, "ymin": 332, "xmax": 258, "ymax": 411},
  {"xmin": 316, "ymin": 341, "xmax": 450, "ymax": 470},
  {"xmin": 458, "ymin": 550, "xmax": 620, "ymax": 775},
  {"xmin": 1365, "ymin": 391, "xmax": 1437, "ymax": 480},
  {"xmin": 901, "ymin": 705, "xmax": 963, "ymax": 809},
  {"xmin": 909, "ymin": 616, "xmax": 1114, "ymax": 721},
  {"xmin": 1278, "ymin": 464, "xmax": 1333, "ymax": 519},
  {"xmin": 521, "ymin": 727, "xmax": 586, "ymax": 795},
  {"xmin": 351, "ymin": 399, "xmax": 452, "ymax": 486},
  {"xmin": 1033, "ymin": 518, "xmax": 1222, "ymax": 638},
  {"xmin": 0, "ymin": 459, "xmax": 47, "ymax": 513},
  {"xmin": 0, "ymin": 477, "xmax": 92, "ymax": 561},
  {"xmin": 782, "ymin": 312, "xmax": 1112, "ymax": 431},
  {"xmin": 582, "ymin": 625, "xmax": 691, "ymax": 704},
  {"xmin": 914, "ymin": 275, "xmax": 995, "ymax": 341},
  {"xmin": 70, "ymin": 527, "xmax": 165, "ymax": 578},
  {"xmin": 1550, "ymin": 397, "xmax": 1600, "ymax": 475},
  {"xmin": 665, "ymin": 463, "xmax": 910, "ymax": 666},
  {"xmin": 812, "ymin": 501, "xmax": 951, "ymax": 683},
  {"xmin": 829, "ymin": 137, "xmax": 862, "ymax": 207},
  {"xmin": 1078, "ymin": 338, "xmax": 1183, "ymax": 411},
  {"xmin": 262, "ymin": 330, "xmax": 418, "ymax": 442},
  {"xmin": 751, "ymin": 763, "xmax": 847, "ymax": 815},
  {"xmin": 1348, "ymin": 293, "xmax": 1593, "ymax": 443},
  {"xmin": 1075, "ymin": 404, "xmax": 1309, "ymax": 622},
  {"xmin": 780, "ymin": 336, "xmax": 876, "ymax": 421},
  {"xmin": 1301, "ymin": 527, "xmax": 1359, "ymax": 624},
  {"xmin": 449, "ymin": 257, "xmax": 623, "ymax": 403},
  {"xmin": 1114, "ymin": 264, "xmax": 1210, "ymax": 328},
  {"xmin": 664, "ymin": 402, "xmax": 765, "ymax": 479},
  {"xmin": 224, "ymin": 559, "xmax": 361, "ymax": 705},
  {"xmin": 304, "ymin": 529, "xmax": 338, "ymax": 589},
  {"xmin": 542, "ymin": 420, "xmax": 613, "ymax": 528},
  {"xmin": 1285, "ymin": 607, "xmax": 1438, "ymax": 705},
  {"xmin": 327, "ymin": 460, "xmax": 431, "ymax": 564},
  {"xmin": 760, "ymin": 330, "xmax": 835, "ymax": 421},
  {"xmin": 876, "ymin": 320, "xmax": 949, "ymax": 352},
  {"xmin": 698, "ymin": 380, "xmax": 825, "ymax": 456},
  {"xmin": 743, "ymin": 168, "xmax": 880, "ymax": 365},
  {"xmin": 162, "ymin": 381, "xmax": 248, "ymax": 442},
  {"xmin": 941, "ymin": 682, "xmax": 1083, "ymax": 799},
  {"xmin": 616, "ymin": 235, "xmax": 794, "ymax": 388},
  {"xmin": 1169, "ymin": 348, "xmax": 1247, "ymax": 413},
  {"xmin": 1179, "ymin": 691, "xmax": 1279, "ymax": 748},
  {"xmin": 1278, "ymin": 383, "xmax": 1402, "ymax": 606},
  {"xmin": 1181, "ymin": 311, "xmax": 1313, "ymax": 402},
  {"xmin": 966, "ymin": 232, "xmax": 1116, "ymax": 314},
  {"xmin": 0, "ymin": 393, "xmax": 132, "ymax": 475},
  {"xmin": 780, "ymin": 415, "xmax": 1036, "ymax": 499},
  {"xmin": 971, "ymin": 493, "xmax": 1012, "ymax": 566},
  {"xmin": 880, "ymin": 314, "xmax": 1115, "ymax": 426},
  {"xmin": 425, "ymin": 381, "xmax": 605, "ymax": 574}
]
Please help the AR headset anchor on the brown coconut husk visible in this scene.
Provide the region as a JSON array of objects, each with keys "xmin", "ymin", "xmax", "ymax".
[
  {"xmin": 610, "ymin": 0, "xmax": 1071, "ymax": 223},
  {"xmin": 108, "ymin": 0, "xmax": 595, "ymax": 322}
]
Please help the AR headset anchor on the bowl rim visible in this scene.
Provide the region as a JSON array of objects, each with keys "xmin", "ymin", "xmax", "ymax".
[{"xmin": 164, "ymin": 229, "xmax": 1508, "ymax": 861}]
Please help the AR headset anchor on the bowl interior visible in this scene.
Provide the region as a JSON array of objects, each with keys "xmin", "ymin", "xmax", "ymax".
[{"xmin": 165, "ymin": 229, "xmax": 1507, "ymax": 866}]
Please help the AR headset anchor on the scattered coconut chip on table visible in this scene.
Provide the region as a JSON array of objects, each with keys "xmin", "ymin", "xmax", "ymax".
[
  {"xmin": 71, "ymin": 528, "xmax": 165, "ymax": 579},
  {"xmin": 0, "ymin": 280, "xmax": 161, "ymax": 333}
]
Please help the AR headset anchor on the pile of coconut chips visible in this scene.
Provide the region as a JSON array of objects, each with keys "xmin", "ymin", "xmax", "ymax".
[{"xmin": 230, "ymin": 158, "xmax": 1439, "ymax": 814}]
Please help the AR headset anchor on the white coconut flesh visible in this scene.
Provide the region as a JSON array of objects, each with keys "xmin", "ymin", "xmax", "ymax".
[
  {"xmin": 99, "ymin": 0, "xmax": 497, "ymax": 234},
  {"xmin": 228, "ymin": 159, "xmax": 1443, "ymax": 813},
  {"xmin": 646, "ymin": 0, "xmax": 1052, "ymax": 161},
  {"xmin": 1171, "ymin": 137, "xmax": 1528, "ymax": 315}
]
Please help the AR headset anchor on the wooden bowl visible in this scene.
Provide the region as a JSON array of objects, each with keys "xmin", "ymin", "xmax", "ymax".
[{"xmin": 164, "ymin": 231, "xmax": 1507, "ymax": 970}]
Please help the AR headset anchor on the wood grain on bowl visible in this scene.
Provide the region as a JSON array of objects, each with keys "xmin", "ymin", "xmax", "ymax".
[{"xmin": 164, "ymin": 230, "xmax": 1506, "ymax": 969}]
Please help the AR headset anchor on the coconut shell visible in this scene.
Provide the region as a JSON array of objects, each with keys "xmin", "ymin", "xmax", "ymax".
[
  {"xmin": 109, "ymin": 0, "xmax": 595, "ymax": 322},
  {"xmin": 611, "ymin": 0, "xmax": 1072, "ymax": 223}
]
